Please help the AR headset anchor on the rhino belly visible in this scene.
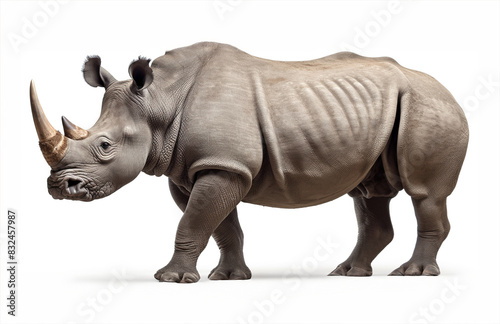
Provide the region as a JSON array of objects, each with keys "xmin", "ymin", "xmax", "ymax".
[{"xmin": 243, "ymin": 157, "xmax": 374, "ymax": 208}]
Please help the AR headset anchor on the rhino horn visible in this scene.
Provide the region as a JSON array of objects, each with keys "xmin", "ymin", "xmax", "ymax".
[
  {"xmin": 62, "ymin": 116, "xmax": 88, "ymax": 140},
  {"xmin": 30, "ymin": 80, "xmax": 68, "ymax": 167}
]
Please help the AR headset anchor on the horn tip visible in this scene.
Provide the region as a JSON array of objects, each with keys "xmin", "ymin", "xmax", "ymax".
[
  {"xmin": 30, "ymin": 80, "xmax": 37, "ymax": 97},
  {"xmin": 61, "ymin": 115, "xmax": 74, "ymax": 129}
]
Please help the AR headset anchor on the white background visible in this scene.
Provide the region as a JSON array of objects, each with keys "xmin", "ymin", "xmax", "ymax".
[{"xmin": 0, "ymin": 1, "xmax": 499, "ymax": 323}]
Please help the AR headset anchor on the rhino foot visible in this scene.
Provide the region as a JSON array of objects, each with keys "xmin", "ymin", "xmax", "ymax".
[
  {"xmin": 208, "ymin": 263, "xmax": 252, "ymax": 280},
  {"xmin": 329, "ymin": 263, "xmax": 372, "ymax": 276},
  {"xmin": 389, "ymin": 259, "xmax": 440, "ymax": 276},
  {"xmin": 154, "ymin": 265, "xmax": 200, "ymax": 283}
]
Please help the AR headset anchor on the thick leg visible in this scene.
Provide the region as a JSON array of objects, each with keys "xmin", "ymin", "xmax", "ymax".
[
  {"xmin": 155, "ymin": 171, "xmax": 250, "ymax": 283},
  {"xmin": 167, "ymin": 180, "xmax": 251, "ymax": 280},
  {"xmin": 389, "ymin": 197, "xmax": 449, "ymax": 276},
  {"xmin": 208, "ymin": 208, "xmax": 252, "ymax": 280},
  {"xmin": 330, "ymin": 196, "xmax": 394, "ymax": 276},
  {"xmin": 390, "ymin": 87, "xmax": 468, "ymax": 276}
]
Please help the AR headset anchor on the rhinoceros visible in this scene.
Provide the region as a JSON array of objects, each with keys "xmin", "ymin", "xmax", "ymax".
[{"xmin": 30, "ymin": 42, "xmax": 468, "ymax": 283}]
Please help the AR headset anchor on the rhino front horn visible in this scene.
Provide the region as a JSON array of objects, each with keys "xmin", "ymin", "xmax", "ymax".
[
  {"xmin": 62, "ymin": 116, "xmax": 88, "ymax": 140},
  {"xmin": 30, "ymin": 80, "xmax": 68, "ymax": 168}
]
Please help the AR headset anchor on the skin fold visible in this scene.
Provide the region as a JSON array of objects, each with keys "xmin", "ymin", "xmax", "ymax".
[{"xmin": 30, "ymin": 42, "xmax": 469, "ymax": 283}]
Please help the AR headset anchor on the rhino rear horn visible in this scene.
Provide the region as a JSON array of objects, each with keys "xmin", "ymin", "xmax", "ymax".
[
  {"xmin": 30, "ymin": 80, "xmax": 68, "ymax": 167},
  {"xmin": 62, "ymin": 116, "xmax": 88, "ymax": 140}
]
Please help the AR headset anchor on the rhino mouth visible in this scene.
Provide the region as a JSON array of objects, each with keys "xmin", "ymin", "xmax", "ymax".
[
  {"xmin": 47, "ymin": 173, "xmax": 113, "ymax": 201},
  {"xmin": 48, "ymin": 175, "xmax": 89, "ymax": 201}
]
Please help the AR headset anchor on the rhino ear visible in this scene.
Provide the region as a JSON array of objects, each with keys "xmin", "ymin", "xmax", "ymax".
[
  {"xmin": 128, "ymin": 56, "xmax": 153, "ymax": 92},
  {"xmin": 82, "ymin": 55, "xmax": 116, "ymax": 88}
]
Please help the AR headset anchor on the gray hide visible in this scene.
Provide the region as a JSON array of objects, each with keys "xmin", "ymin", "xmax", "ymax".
[{"xmin": 30, "ymin": 42, "xmax": 469, "ymax": 282}]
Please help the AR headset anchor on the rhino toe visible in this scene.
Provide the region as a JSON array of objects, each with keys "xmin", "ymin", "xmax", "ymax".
[
  {"xmin": 208, "ymin": 265, "xmax": 252, "ymax": 280},
  {"xmin": 155, "ymin": 264, "xmax": 200, "ymax": 283},
  {"xmin": 389, "ymin": 259, "xmax": 440, "ymax": 276},
  {"xmin": 329, "ymin": 263, "xmax": 372, "ymax": 276}
]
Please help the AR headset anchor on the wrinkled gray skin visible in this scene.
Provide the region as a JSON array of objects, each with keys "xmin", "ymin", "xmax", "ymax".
[{"xmin": 32, "ymin": 42, "xmax": 468, "ymax": 283}]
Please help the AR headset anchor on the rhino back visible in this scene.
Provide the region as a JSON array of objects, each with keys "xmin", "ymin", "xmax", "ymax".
[
  {"xmin": 176, "ymin": 45, "xmax": 406, "ymax": 207},
  {"xmin": 247, "ymin": 54, "xmax": 405, "ymax": 207}
]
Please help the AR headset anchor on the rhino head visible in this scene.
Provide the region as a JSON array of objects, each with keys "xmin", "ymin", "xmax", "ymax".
[{"xmin": 30, "ymin": 56, "xmax": 155, "ymax": 201}]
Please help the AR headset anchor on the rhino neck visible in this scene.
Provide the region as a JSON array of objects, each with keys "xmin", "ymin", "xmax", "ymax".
[
  {"xmin": 141, "ymin": 99, "xmax": 182, "ymax": 177},
  {"xmin": 142, "ymin": 42, "xmax": 219, "ymax": 177},
  {"xmin": 141, "ymin": 78, "xmax": 190, "ymax": 178}
]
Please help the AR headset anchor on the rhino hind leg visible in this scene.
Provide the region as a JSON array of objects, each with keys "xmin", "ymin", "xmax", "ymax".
[
  {"xmin": 389, "ymin": 197, "xmax": 448, "ymax": 276},
  {"xmin": 389, "ymin": 91, "xmax": 468, "ymax": 276},
  {"xmin": 330, "ymin": 196, "xmax": 394, "ymax": 276},
  {"xmin": 208, "ymin": 208, "xmax": 252, "ymax": 280},
  {"xmin": 389, "ymin": 139, "xmax": 458, "ymax": 276}
]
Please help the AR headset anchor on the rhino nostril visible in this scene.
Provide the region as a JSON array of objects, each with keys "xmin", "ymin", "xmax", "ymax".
[
  {"xmin": 66, "ymin": 179, "xmax": 83, "ymax": 195},
  {"xmin": 67, "ymin": 179, "xmax": 81, "ymax": 188}
]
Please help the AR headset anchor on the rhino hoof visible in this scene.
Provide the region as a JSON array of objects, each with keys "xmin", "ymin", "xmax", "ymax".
[
  {"xmin": 208, "ymin": 266, "xmax": 252, "ymax": 280},
  {"xmin": 154, "ymin": 267, "xmax": 200, "ymax": 283},
  {"xmin": 389, "ymin": 260, "xmax": 440, "ymax": 276},
  {"xmin": 329, "ymin": 264, "xmax": 372, "ymax": 276}
]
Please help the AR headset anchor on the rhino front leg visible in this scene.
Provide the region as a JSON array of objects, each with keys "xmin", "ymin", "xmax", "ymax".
[
  {"xmin": 166, "ymin": 180, "xmax": 251, "ymax": 281},
  {"xmin": 155, "ymin": 170, "xmax": 250, "ymax": 283},
  {"xmin": 209, "ymin": 208, "xmax": 252, "ymax": 280}
]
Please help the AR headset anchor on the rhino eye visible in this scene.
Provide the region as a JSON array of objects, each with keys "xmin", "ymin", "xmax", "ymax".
[{"xmin": 100, "ymin": 142, "xmax": 111, "ymax": 150}]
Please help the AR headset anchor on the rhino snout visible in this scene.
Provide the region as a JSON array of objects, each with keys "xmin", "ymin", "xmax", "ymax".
[
  {"xmin": 47, "ymin": 171, "xmax": 115, "ymax": 201},
  {"xmin": 48, "ymin": 174, "xmax": 90, "ymax": 201}
]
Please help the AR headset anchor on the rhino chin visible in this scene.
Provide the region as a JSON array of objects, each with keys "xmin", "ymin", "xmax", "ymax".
[{"xmin": 48, "ymin": 183, "xmax": 92, "ymax": 201}]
